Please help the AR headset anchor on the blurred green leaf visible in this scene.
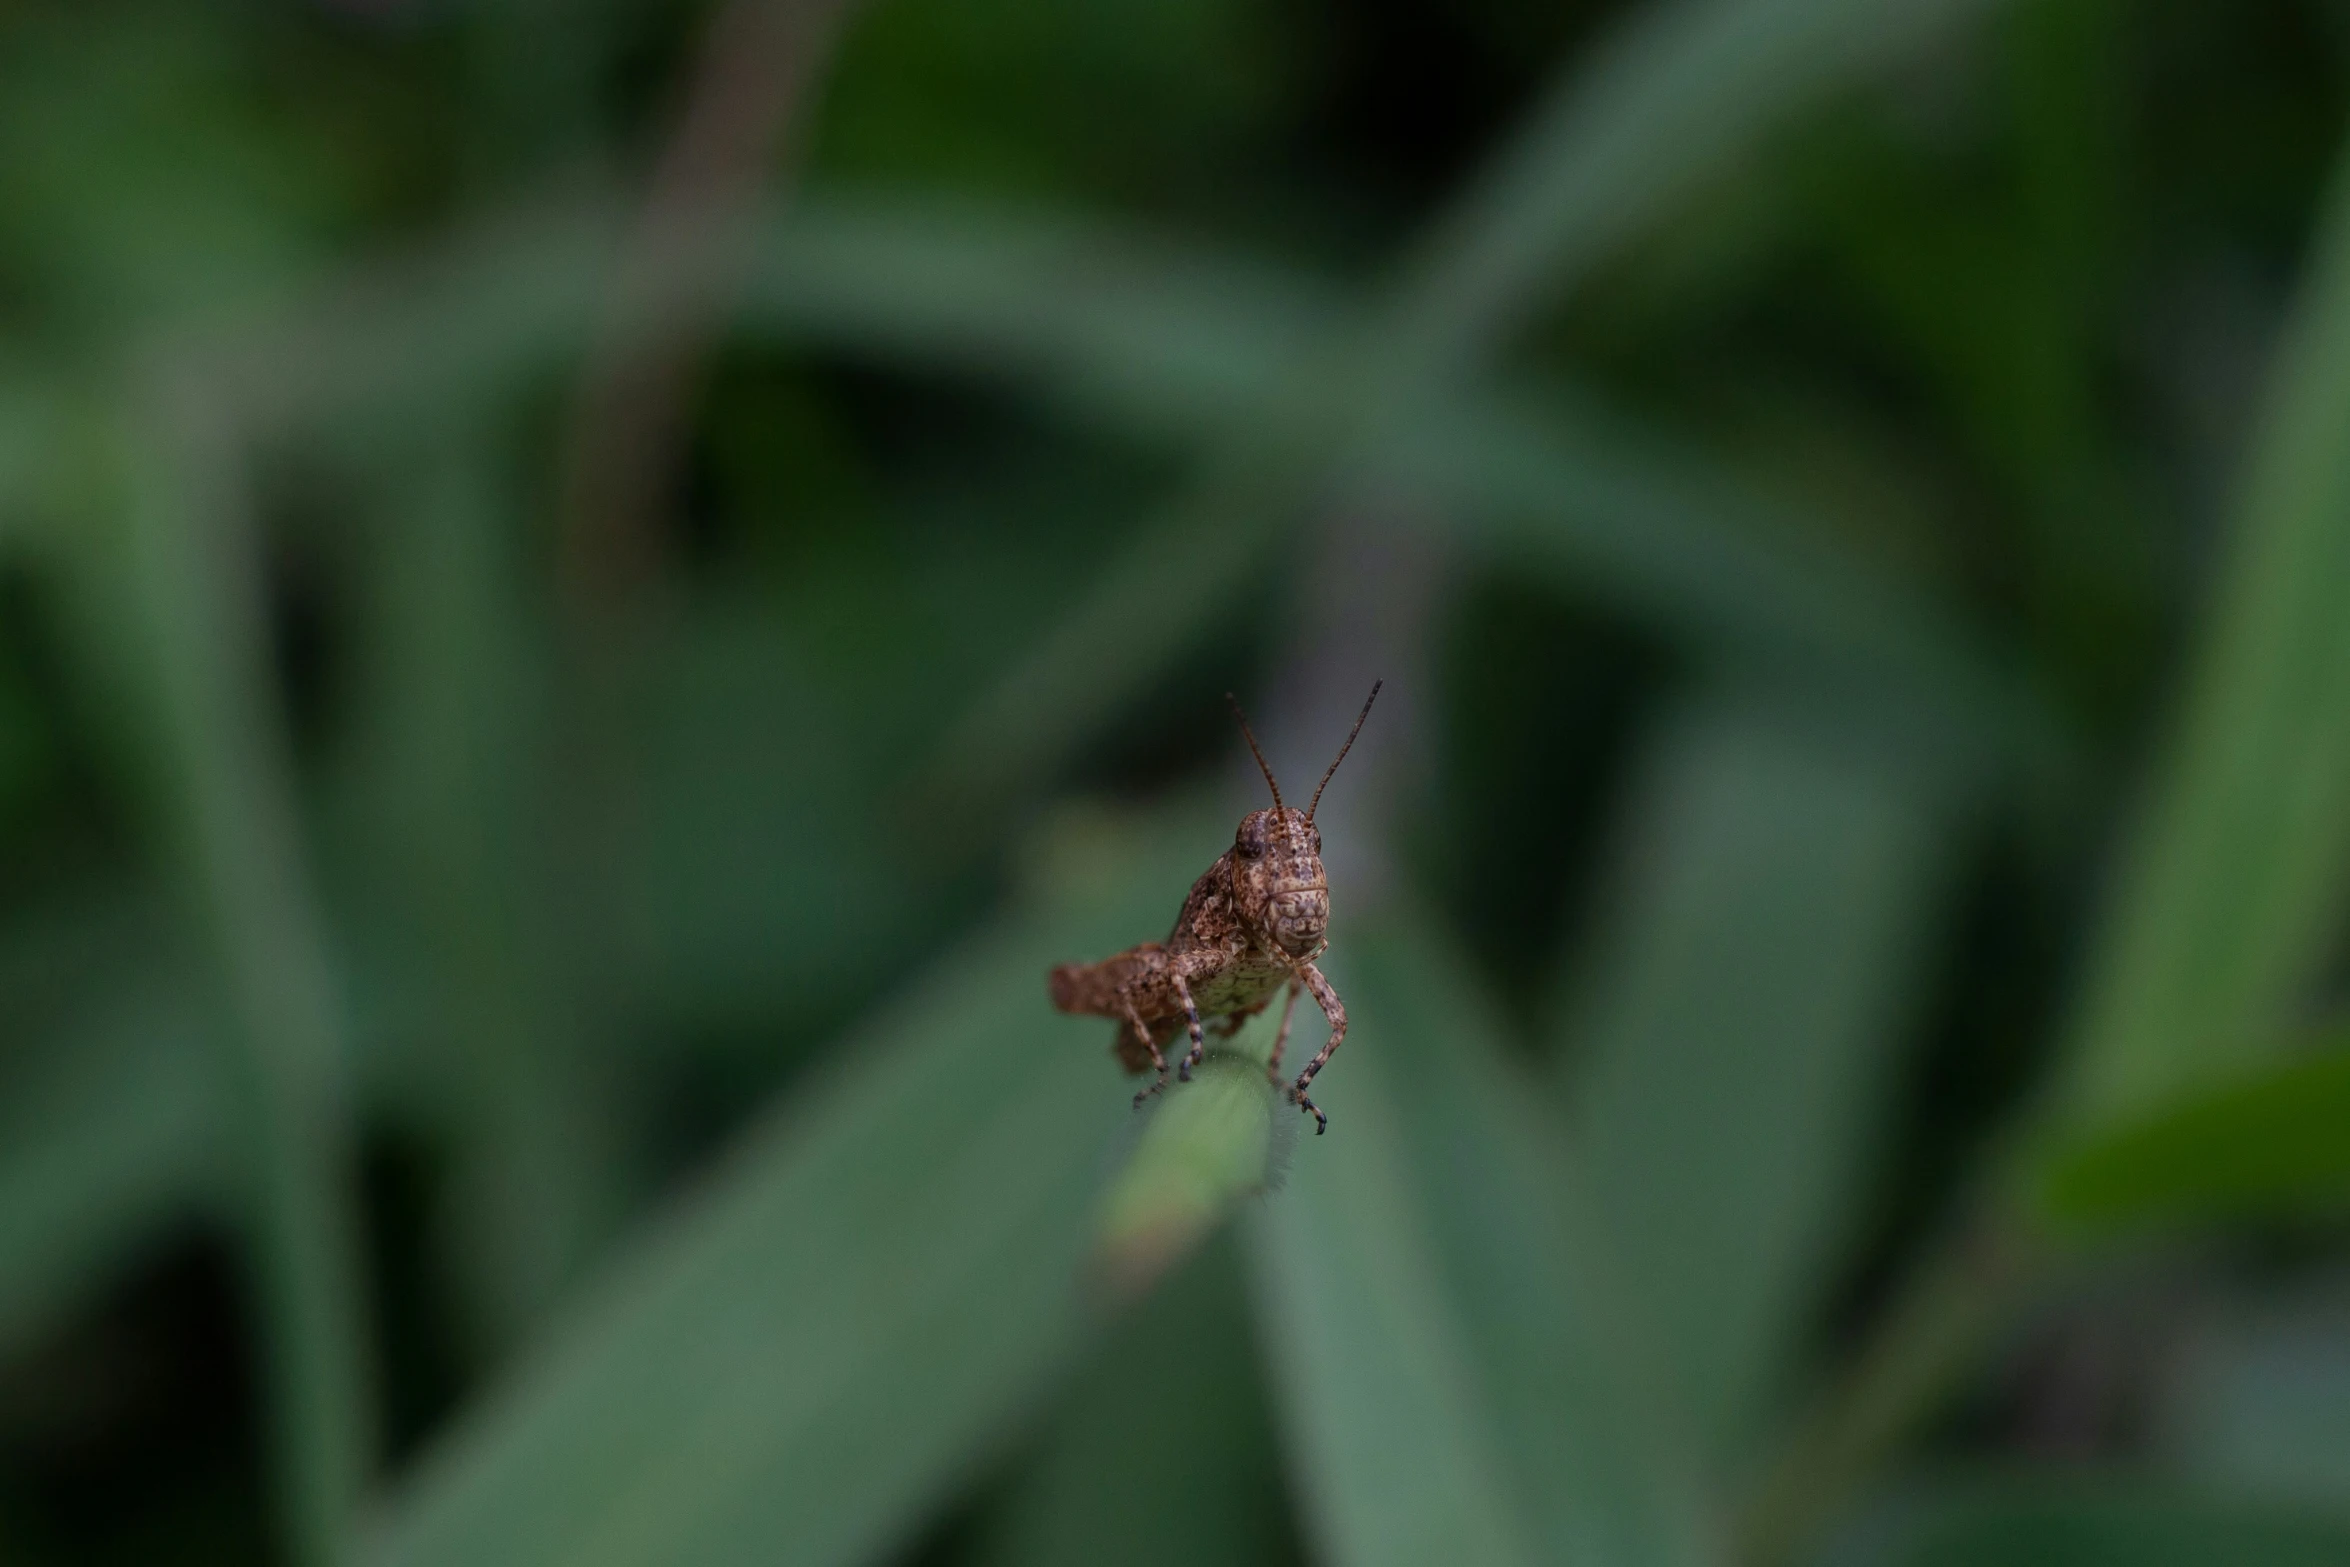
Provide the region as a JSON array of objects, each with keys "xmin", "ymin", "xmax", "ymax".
[
  {"xmin": 1095, "ymin": 1041, "xmax": 1290, "ymax": 1300},
  {"xmin": 1247, "ymin": 914, "xmax": 1711, "ymax": 1567},
  {"xmin": 1388, "ymin": 396, "xmax": 2043, "ymax": 766},
  {"xmin": 2062, "ymin": 147, "xmax": 2350, "ymax": 1123},
  {"xmin": 0, "ymin": 9, "xmax": 338, "ymax": 334},
  {"xmin": 0, "ymin": 889, "xmax": 236, "ymax": 1355},
  {"xmin": 1805, "ymin": 0, "xmax": 2151, "ymax": 722},
  {"xmin": 1241, "ymin": 1002, "xmax": 1541, "ymax": 1565},
  {"xmin": 0, "ymin": 375, "xmax": 48, "ymax": 539},
  {"xmin": 367, "ymin": 806, "xmax": 1219, "ymax": 1567},
  {"xmin": 0, "ymin": 984, "xmax": 224, "ymax": 1351},
  {"xmin": 1560, "ymin": 696, "xmax": 1952, "ymax": 1460},
  {"xmin": 216, "ymin": 193, "xmax": 1337, "ymax": 455},
  {"xmin": 910, "ymin": 450, "xmax": 1302, "ymax": 827},
  {"xmin": 2037, "ymin": 1035, "xmax": 2350, "ymax": 1233},
  {"xmin": 626, "ymin": 585, "xmax": 977, "ymax": 1030},
  {"xmin": 922, "ymin": 0, "xmax": 2006, "ymax": 815},
  {"xmin": 333, "ymin": 436, "xmax": 618, "ymax": 1345},
  {"xmin": 196, "ymin": 189, "xmax": 2033, "ymax": 824},
  {"xmin": 95, "ymin": 407, "xmax": 377, "ymax": 1567},
  {"xmin": 970, "ymin": 1232, "xmax": 1298, "ymax": 1567},
  {"xmin": 2154, "ymin": 1280, "xmax": 2350, "ymax": 1511},
  {"xmin": 1380, "ymin": 0, "xmax": 1996, "ymax": 381},
  {"xmin": 232, "ymin": 0, "xmax": 2013, "ymax": 446},
  {"xmin": 817, "ymin": 0, "xmax": 1288, "ymax": 210},
  {"xmin": 1756, "ymin": 115, "xmax": 2350, "ymax": 1563},
  {"xmin": 1818, "ymin": 1477, "xmax": 2350, "ymax": 1567}
]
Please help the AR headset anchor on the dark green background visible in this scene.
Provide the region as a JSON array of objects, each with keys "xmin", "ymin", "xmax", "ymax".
[{"xmin": 5, "ymin": 1, "xmax": 2350, "ymax": 1564}]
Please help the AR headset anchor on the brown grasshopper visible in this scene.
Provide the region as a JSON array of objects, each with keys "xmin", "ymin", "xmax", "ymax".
[{"xmin": 1048, "ymin": 682, "xmax": 1381, "ymax": 1134}]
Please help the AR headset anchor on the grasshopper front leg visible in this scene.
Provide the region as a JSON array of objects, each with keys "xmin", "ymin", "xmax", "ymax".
[
  {"xmin": 1285, "ymin": 961, "xmax": 1347, "ymax": 1134},
  {"xmin": 1169, "ymin": 968, "xmax": 1208, "ymax": 1081}
]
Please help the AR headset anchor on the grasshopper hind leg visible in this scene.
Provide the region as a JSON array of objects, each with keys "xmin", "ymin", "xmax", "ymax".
[
  {"xmin": 1264, "ymin": 982, "xmax": 1301, "ymax": 1083},
  {"xmin": 1117, "ymin": 1000, "xmax": 1170, "ymax": 1106}
]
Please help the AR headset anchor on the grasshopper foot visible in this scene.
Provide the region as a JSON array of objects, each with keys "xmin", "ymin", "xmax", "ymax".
[{"xmin": 1289, "ymin": 1082, "xmax": 1327, "ymax": 1135}]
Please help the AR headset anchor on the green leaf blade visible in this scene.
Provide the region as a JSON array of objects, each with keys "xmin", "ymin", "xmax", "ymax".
[
  {"xmin": 1248, "ymin": 915, "xmax": 1712, "ymax": 1567},
  {"xmin": 1561, "ymin": 698, "xmax": 1952, "ymax": 1460},
  {"xmin": 2037, "ymin": 1041, "xmax": 2350, "ymax": 1233},
  {"xmin": 2064, "ymin": 152, "xmax": 2350, "ymax": 1121},
  {"xmin": 368, "ymin": 817, "xmax": 1214, "ymax": 1567}
]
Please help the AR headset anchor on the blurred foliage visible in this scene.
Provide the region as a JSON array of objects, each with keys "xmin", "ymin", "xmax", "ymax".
[{"xmin": 8, "ymin": 2, "xmax": 2350, "ymax": 1566}]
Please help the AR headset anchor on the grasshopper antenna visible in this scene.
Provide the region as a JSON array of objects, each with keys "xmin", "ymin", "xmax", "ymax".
[
  {"xmin": 1307, "ymin": 680, "xmax": 1382, "ymax": 821},
  {"xmin": 1226, "ymin": 692, "xmax": 1284, "ymax": 810}
]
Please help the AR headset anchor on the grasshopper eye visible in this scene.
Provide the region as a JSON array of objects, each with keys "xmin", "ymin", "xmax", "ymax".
[
  {"xmin": 1237, "ymin": 823, "xmax": 1266, "ymax": 858},
  {"xmin": 1310, "ymin": 826, "xmax": 1323, "ymax": 853}
]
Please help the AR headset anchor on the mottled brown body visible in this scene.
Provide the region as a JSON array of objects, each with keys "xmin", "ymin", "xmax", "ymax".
[{"xmin": 1048, "ymin": 685, "xmax": 1378, "ymax": 1134}]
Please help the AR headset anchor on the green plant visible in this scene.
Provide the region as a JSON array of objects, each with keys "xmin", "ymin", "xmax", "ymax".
[{"xmin": 6, "ymin": 3, "xmax": 2350, "ymax": 1566}]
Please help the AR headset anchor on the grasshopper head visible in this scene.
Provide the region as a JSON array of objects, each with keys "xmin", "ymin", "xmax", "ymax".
[
  {"xmin": 1222, "ymin": 680, "xmax": 1381, "ymax": 962},
  {"xmin": 1232, "ymin": 806, "xmax": 1327, "ymax": 958}
]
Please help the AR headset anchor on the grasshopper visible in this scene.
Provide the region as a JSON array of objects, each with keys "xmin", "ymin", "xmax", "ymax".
[{"xmin": 1048, "ymin": 682, "xmax": 1381, "ymax": 1134}]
